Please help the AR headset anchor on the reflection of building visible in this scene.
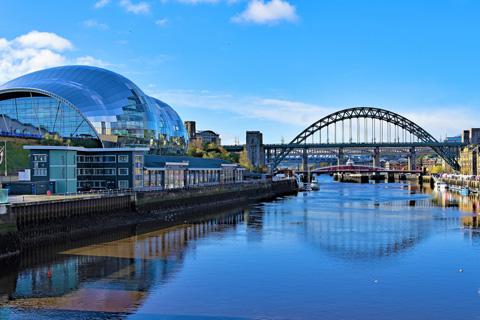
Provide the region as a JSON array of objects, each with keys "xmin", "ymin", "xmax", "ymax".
[
  {"xmin": 6, "ymin": 211, "xmax": 244, "ymax": 313},
  {"xmin": 246, "ymin": 131, "xmax": 265, "ymax": 168},
  {"xmin": 0, "ymin": 66, "xmax": 188, "ymax": 153}
]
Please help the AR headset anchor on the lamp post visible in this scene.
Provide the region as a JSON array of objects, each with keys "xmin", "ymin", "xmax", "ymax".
[{"xmin": 4, "ymin": 141, "xmax": 6, "ymax": 177}]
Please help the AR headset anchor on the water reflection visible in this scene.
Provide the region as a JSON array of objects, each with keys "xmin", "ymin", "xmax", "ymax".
[
  {"xmin": 1, "ymin": 178, "xmax": 480, "ymax": 319},
  {"xmin": 0, "ymin": 211, "xmax": 244, "ymax": 317}
]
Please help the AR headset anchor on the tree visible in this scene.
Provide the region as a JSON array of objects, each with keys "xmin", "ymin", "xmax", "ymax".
[
  {"xmin": 430, "ymin": 164, "xmax": 444, "ymax": 174},
  {"xmin": 239, "ymin": 148, "xmax": 254, "ymax": 171},
  {"xmin": 187, "ymin": 140, "xmax": 239, "ymax": 163}
]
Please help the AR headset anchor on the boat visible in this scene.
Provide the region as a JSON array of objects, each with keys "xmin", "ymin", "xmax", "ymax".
[
  {"xmin": 310, "ymin": 175, "xmax": 320, "ymax": 191},
  {"xmin": 302, "ymin": 183, "xmax": 313, "ymax": 192},
  {"xmin": 295, "ymin": 174, "xmax": 310, "ymax": 192}
]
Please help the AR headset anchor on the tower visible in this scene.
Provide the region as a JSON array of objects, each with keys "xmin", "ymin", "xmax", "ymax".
[{"xmin": 246, "ymin": 131, "xmax": 265, "ymax": 168}]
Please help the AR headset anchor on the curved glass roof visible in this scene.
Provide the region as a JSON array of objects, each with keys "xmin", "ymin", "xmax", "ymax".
[{"xmin": 0, "ymin": 65, "xmax": 188, "ymax": 147}]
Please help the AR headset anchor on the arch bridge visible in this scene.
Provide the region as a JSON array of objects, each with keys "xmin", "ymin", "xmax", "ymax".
[{"xmin": 267, "ymin": 107, "xmax": 462, "ymax": 171}]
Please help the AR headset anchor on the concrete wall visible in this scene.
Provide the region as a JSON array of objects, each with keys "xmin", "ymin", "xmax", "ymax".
[{"xmin": 0, "ymin": 180, "xmax": 297, "ymax": 260}]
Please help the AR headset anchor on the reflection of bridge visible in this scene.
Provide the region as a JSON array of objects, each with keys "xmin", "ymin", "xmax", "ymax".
[
  {"xmin": 225, "ymin": 107, "xmax": 463, "ymax": 171},
  {"xmin": 311, "ymin": 164, "xmax": 421, "ymax": 174}
]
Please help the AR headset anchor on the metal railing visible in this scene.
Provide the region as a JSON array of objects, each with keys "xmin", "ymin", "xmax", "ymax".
[{"xmin": 8, "ymin": 177, "xmax": 296, "ymax": 202}]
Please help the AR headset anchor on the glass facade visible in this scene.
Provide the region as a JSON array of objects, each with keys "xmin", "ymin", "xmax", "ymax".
[
  {"xmin": 0, "ymin": 65, "xmax": 188, "ymax": 152},
  {"xmin": 0, "ymin": 95, "xmax": 97, "ymax": 140}
]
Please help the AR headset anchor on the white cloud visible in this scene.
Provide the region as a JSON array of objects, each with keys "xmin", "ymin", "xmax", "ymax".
[
  {"xmin": 75, "ymin": 56, "xmax": 109, "ymax": 67},
  {"xmin": 94, "ymin": 0, "xmax": 111, "ymax": 8},
  {"xmin": 155, "ymin": 18, "xmax": 169, "ymax": 27},
  {"xmin": 160, "ymin": 0, "xmax": 241, "ymax": 5},
  {"xmin": 0, "ymin": 31, "xmax": 106, "ymax": 84},
  {"xmin": 403, "ymin": 109, "xmax": 478, "ymax": 141},
  {"xmin": 120, "ymin": 0, "xmax": 151, "ymax": 14},
  {"xmin": 148, "ymin": 89, "xmax": 476, "ymax": 143},
  {"xmin": 172, "ymin": 0, "xmax": 223, "ymax": 3},
  {"xmin": 232, "ymin": 0, "xmax": 298, "ymax": 25},
  {"xmin": 148, "ymin": 89, "xmax": 333, "ymax": 127},
  {"xmin": 14, "ymin": 30, "xmax": 73, "ymax": 51},
  {"xmin": 83, "ymin": 19, "xmax": 109, "ymax": 30}
]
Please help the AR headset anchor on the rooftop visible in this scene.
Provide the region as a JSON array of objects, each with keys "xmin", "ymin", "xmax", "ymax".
[
  {"xmin": 23, "ymin": 146, "xmax": 150, "ymax": 152},
  {"xmin": 145, "ymin": 155, "xmax": 241, "ymax": 169}
]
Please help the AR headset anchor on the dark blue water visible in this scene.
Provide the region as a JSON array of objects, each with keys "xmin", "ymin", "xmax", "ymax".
[{"xmin": 1, "ymin": 177, "xmax": 480, "ymax": 319}]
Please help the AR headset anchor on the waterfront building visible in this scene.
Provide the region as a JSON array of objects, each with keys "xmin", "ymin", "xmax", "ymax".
[
  {"xmin": 459, "ymin": 145, "xmax": 478, "ymax": 176},
  {"xmin": 19, "ymin": 145, "xmax": 244, "ymax": 194},
  {"xmin": 184, "ymin": 121, "xmax": 222, "ymax": 146},
  {"xmin": 246, "ymin": 131, "xmax": 265, "ymax": 168},
  {"xmin": 470, "ymin": 128, "xmax": 480, "ymax": 144},
  {"xmin": 0, "ymin": 65, "xmax": 188, "ymax": 154},
  {"xmin": 25, "ymin": 146, "xmax": 148, "ymax": 193},
  {"xmin": 461, "ymin": 128, "xmax": 480, "ymax": 145},
  {"xmin": 195, "ymin": 130, "xmax": 221, "ymax": 145},
  {"xmin": 143, "ymin": 155, "xmax": 243, "ymax": 189},
  {"xmin": 184, "ymin": 121, "xmax": 197, "ymax": 140},
  {"xmin": 462, "ymin": 130, "xmax": 470, "ymax": 144},
  {"xmin": 420, "ymin": 156, "xmax": 442, "ymax": 172},
  {"xmin": 444, "ymin": 135, "xmax": 461, "ymax": 143},
  {"xmin": 384, "ymin": 159, "xmax": 408, "ymax": 171}
]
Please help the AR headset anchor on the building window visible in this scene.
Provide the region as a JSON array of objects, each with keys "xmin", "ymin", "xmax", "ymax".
[
  {"xmin": 33, "ymin": 168, "xmax": 47, "ymax": 176},
  {"xmin": 118, "ymin": 155, "xmax": 129, "ymax": 163},
  {"xmin": 119, "ymin": 168, "xmax": 129, "ymax": 175},
  {"xmin": 78, "ymin": 155, "xmax": 116, "ymax": 163},
  {"xmin": 103, "ymin": 155, "xmax": 116, "ymax": 163},
  {"xmin": 33, "ymin": 154, "xmax": 47, "ymax": 162},
  {"xmin": 118, "ymin": 180, "xmax": 129, "ymax": 189},
  {"xmin": 133, "ymin": 155, "xmax": 143, "ymax": 187},
  {"xmin": 77, "ymin": 168, "xmax": 116, "ymax": 176}
]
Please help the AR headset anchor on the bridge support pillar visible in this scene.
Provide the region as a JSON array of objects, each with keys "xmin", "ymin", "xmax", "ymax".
[
  {"xmin": 408, "ymin": 147, "xmax": 417, "ymax": 171},
  {"xmin": 302, "ymin": 148, "xmax": 309, "ymax": 172},
  {"xmin": 266, "ymin": 148, "xmax": 272, "ymax": 168},
  {"xmin": 337, "ymin": 147, "xmax": 344, "ymax": 166},
  {"xmin": 373, "ymin": 147, "xmax": 380, "ymax": 168}
]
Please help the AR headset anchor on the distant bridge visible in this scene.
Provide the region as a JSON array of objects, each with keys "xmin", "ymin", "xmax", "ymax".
[
  {"xmin": 310, "ymin": 164, "xmax": 422, "ymax": 174},
  {"xmin": 224, "ymin": 107, "xmax": 463, "ymax": 171}
]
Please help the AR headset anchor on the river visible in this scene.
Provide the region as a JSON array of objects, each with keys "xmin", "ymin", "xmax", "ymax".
[{"xmin": 1, "ymin": 176, "xmax": 480, "ymax": 319}]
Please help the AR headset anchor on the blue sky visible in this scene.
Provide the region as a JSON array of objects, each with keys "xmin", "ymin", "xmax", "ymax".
[{"xmin": 1, "ymin": 0, "xmax": 479, "ymax": 144}]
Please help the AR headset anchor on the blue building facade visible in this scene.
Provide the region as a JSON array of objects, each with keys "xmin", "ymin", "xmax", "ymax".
[
  {"xmin": 22, "ymin": 146, "xmax": 244, "ymax": 194},
  {"xmin": 0, "ymin": 65, "xmax": 188, "ymax": 154}
]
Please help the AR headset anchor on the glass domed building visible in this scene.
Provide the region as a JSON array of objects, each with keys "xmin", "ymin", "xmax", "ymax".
[{"xmin": 0, "ymin": 65, "xmax": 188, "ymax": 153}]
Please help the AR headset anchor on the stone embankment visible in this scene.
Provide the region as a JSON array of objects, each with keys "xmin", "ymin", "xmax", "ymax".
[{"xmin": 0, "ymin": 180, "xmax": 297, "ymax": 261}]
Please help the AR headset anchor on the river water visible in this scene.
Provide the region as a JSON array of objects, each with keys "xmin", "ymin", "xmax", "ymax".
[{"xmin": 1, "ymin": 176, "xmax": 480, "ymax": 319}]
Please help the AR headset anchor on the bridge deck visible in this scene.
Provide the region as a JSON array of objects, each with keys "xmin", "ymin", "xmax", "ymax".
[{"xmin": 224, "ymin": 142, "xmax": 462, "ymax": 152}]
